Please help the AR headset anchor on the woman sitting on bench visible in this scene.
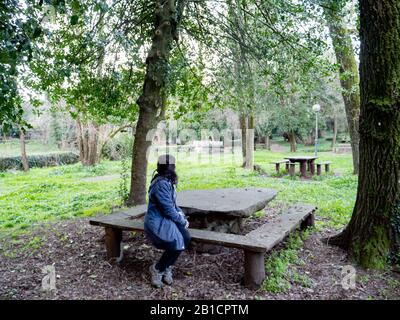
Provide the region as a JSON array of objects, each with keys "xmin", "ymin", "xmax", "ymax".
[{"xmin": 144, "ymin": 154, "xmax": 191, "ymax": 288}]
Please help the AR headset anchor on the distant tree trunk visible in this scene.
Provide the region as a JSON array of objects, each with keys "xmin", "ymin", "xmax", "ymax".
[
  {"xmin": 324, "ymin": 5, "xmax": 360, "ymax": 174},
  {"xmin": 289, "ymin": 131, "xmax": 297, "ymax": 152},
  {"xmin": 19, "ymin": 127, "xmax": 29, "ymax": 172},
  {"xmin": 304, "ymin": 132, "xmax": 314, "ymax": 146},
  {"xmin": 265, "ymin": 134, "xmax": 271, "ymax": 150},
  {"xmin": 332, "ymin": 115, "xmax": 338, "ymax": 150},
  {"xmin": 244, "ymin": 113, "xmax": 254, "ymax": 169},
  {"xmin": 127, "ymin": 0, "xmax": 186, "ymax": 206},
  {"xmin": 239, "ymin": 113, "xmax": 247, "ymax": 166},
  {"xmin": 88, "ymin": 123, "xmax": 99, "ymax": 165},
  {"xmin": 327, "ymin": 0, "xmax": 400, "ymax": 268},
  {"xmin": 76, "ymin": 118, "xmax": 84, "ymax": 164},
  {"xmin": 76, "ymin": 118, "xmax": 99, "ymax": 166}
]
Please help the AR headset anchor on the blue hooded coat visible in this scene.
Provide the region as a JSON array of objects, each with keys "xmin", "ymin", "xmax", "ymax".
[{"xmin": 144, "ymin": 176, "xmax": 188, "ymax": 251}]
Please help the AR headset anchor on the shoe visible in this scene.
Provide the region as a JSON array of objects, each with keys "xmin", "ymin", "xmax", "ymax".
[
  {"xmin": 162, "ymin": 266, "xmax": 173, "ymax": 285},
  {"xmin": 149, "ymin": 263, "xmax": 163, "ymax": 288}
]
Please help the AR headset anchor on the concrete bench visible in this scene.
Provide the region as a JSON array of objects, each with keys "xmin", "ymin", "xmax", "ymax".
[
  {"xmin": 316, "ymin": 161, "xmax": 332, "ymax": 175},
  {"xmin": 334, "ymin": 144, "xmax": 351, "ymax": 154},
  {"xmin": 89, "ymin": 204, "xmax": 316, "ymax": 289},
  {"xmin": 271, "ymin": 159, "xmax": 290, "ymax": 173}
]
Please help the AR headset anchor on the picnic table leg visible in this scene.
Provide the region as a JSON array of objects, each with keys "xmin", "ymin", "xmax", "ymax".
[
  {"xmin": 310, "ymin": 160, "xmax": 316, "ymax": 175},
  {"xmin": 289, "ymin": 163, "xmax": 296, "ymax": 176},
  {"xmin": 285, "ymin": 162, "xmax": 290, "ymax": 171},
  {"xmin": 317, "ymin": 164, "xmax": 322, "ymax": 176},
  {"xmin": 307, "ymin": 161, "xmax": 310, "ymax": 172},
  {"xmin": 325, "ymin": 163, "xmax": 330, "ymax": 172},
  {"xmin": 105, "ymin": 227, "xmax": 122, "ymax": 260},
  {"xmin": 244, "ymin": 250, "xmax": 266, "ymax": 289},
  {"xmin": 275, "ymin": 163, "xmax": 280, "ymax": 173},
  {"xmin": 300, "ymin": 161, "xmax": 307, "ymax": 177},
  {"xmin": 301, "ymin": 213, "xmax": 315, "ymax": 229}
]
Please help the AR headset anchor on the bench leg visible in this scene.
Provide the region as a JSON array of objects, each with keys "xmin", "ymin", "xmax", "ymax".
[
  {"xmin": 310, "ymin": 160, "xmax": 315, "ymax": 175},
  {"xmin": 285, "ymin": 162, "xmax": 290, "ymax": 171},
  {"xmin": 300, "ymin": 213, "xmax": 315, "ymax": 230},
  {"xmin": 275, "ymin": 163, "xmax": 280, "ymax": 173},
  {"xmin": 105, "ymin": 227, "xmax": 122, "ymax": 260},
  {"xmin": 317, "ymin": 164, "xmax": 322, "ymax": 176},
  {"xmin": 244, "ymin": 251, "xmax": 266, "ymax": 289},
  {"xmin": 325, "ymin": 164, "xmax": 330, "ymax": 172}
]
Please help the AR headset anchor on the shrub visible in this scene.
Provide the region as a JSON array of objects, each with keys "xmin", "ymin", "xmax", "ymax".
[
  {"xmin": 101, "ymin": 133, "xmax": 133, "ymax": 161},
  {"xmin": 0, "ymin": 152, "xmax": 79, "ymax": 171}
]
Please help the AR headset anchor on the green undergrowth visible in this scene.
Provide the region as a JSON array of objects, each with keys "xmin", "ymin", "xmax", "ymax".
[{"xmin": 263, "ymin": 229, "xmax": 314, "ymax": 293}]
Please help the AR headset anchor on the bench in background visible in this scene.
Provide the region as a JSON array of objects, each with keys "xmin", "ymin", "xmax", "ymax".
[
  {"xmin": 316, "ymin": 161, "xmax": 332, "ymax": 175},
  {"xmin": 271, "ymin": 159, "xmax": 290, "ymax": 173}
]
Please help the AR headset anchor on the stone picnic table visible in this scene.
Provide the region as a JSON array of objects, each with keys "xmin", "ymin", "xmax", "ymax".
[
  {"xmin": 284, "ymin": 156, "xmax": 318, "ymax": 178},
  {"xmin": 176, "ymin": 188, "xmax": 278, "ymax": 234}
]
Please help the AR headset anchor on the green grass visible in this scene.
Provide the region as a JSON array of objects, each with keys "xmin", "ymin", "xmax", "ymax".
[
  {"xmin": 0, "ymin": 139, "xmax": 64, "ymax": 157},
  {"xmin": 0, "ymin": 149, "xmax": 356, "ymax": 236}
]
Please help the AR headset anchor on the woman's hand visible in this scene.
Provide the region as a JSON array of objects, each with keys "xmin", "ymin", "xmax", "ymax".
[{"xmin": 185, "ymin": 220, "xmax": 189, "ymax": 229}]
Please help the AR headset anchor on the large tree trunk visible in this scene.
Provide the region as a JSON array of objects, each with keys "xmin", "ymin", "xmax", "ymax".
[
  {"xmin": 324, "ymin": 5, "xmax": 360, "ymax": 174},
  {"xmin": 127, "ymin": 0, "xmax": 185, "ymax": 206},
  {"xmin": 327, "ymin": 0, "xmax": 400, "ymax": 268},
  {"xmin": 244, "ymin": 113, "xmax": 254, "ymax": 169},
  {"xmin": 19, "ymin": 128, "xmax": 29, "ymax": 172}
]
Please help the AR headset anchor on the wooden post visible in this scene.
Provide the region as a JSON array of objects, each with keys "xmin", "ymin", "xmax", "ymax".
[
  {"xmin": 301, "ymin": 213, "xmax": 315, "ymax": 230},
  {"xmin": 244, "ymin": 250, "xmax": 266, "ymax": 289},
  {"xmin": 310, "ymin": 160, "xmax": 316, "ymax": 176},
  {"xmin": 105, "ymin": 227, "xmax": 122, "ymax": 260},
  {"xmin": 317, "ymin": 164, "xmax": 322, "ymax": 176},
  {"xmin": 289, "ymin": 163, "xmax": 296, "ymax": 176},
  {"xmin": 300, "ymin": 161, "xmax": 307, "ymax": 178}
]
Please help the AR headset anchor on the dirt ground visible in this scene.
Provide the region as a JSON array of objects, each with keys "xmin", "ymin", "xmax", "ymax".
[{"xmin": 0, "ymin": 213, "xmax": 399, "ymax": 300}]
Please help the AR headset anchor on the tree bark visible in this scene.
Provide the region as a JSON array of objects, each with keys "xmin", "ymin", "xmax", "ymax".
[
  {"xmin": 88, "ymin": 123, "xmax": 99, "ymax": 165},
  {"xmin": 19, "ymin": 127, "xmax": 29, "ymax": 172},
  {"xmin": 76, "ymin": 118, "xmax": 83, "ymax": 163},
  {"xmin": 127, "ymin": 0, "xmax": 185, "ymax": 206},
  {"xmin": 327, "ymin": 0, "xmax": 400, "ymax": 268},
  {"xmin": 324, "ymin": 5, "xmax": 360, "ymax": 174},
  {"xmin": 244, "ymin": 113, "xmax": 254, "ymax": 169},
  {"xmin": 332, "ymin": 114, "xmax": 338, "ymax": 150},
  {"xmin": 265, "ymin": 134, "xmax": 271, "ymax": 150},
  {"xmin": 239, "ymin": 113, "xmax": 247, "ymax": 165},
  {"xmin": 76, "ymin": 118, "xmax": 100, "ymax": 166},
  {"xmin": 289, "ymin": 131, "xmax": 297, "ymax": 152}
]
